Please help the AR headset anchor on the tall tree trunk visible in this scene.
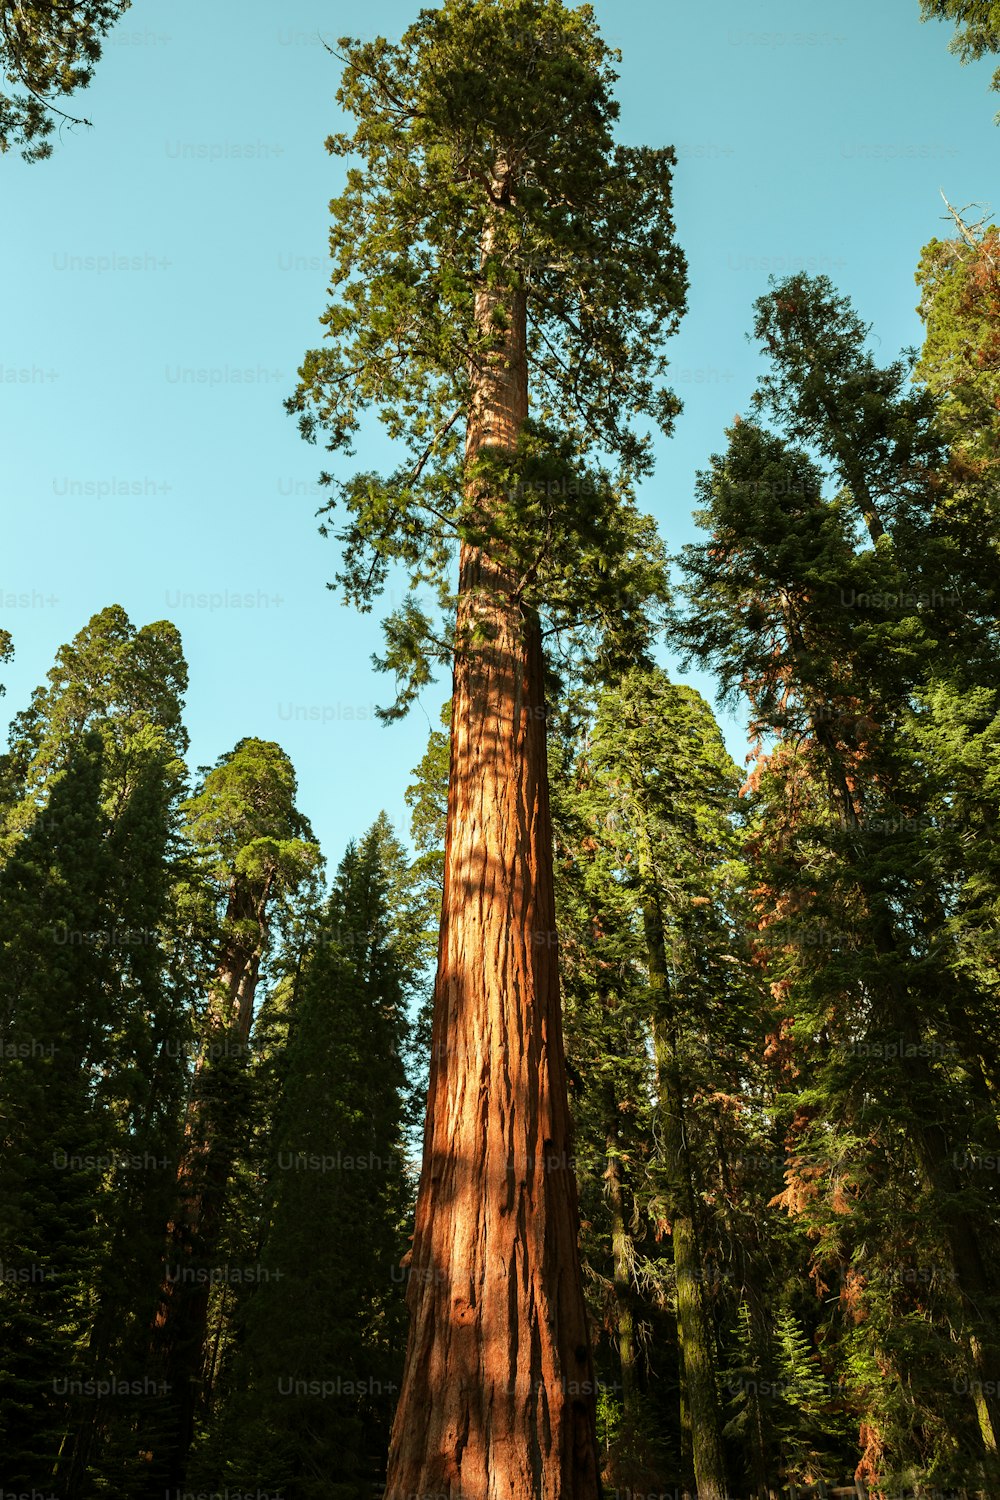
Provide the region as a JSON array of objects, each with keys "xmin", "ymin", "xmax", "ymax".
[
  {"xmin": 383, "ymin": 205, "xmax": 602, "ymax": 1499},
  {"xmin": 146, "ymin": 878, "xmax": 268, "ymax": 1494},
  {"xmin": 644, "ymin": 901, "xmax": 730, "ymax": 1500}
]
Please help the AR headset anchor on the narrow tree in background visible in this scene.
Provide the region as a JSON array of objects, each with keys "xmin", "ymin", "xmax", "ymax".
[
  {"xmin": 193, "ymin": 815, "xmax": 416, "ymax": 1500},
  {"xmin": 289, "ymin": 2, "xmax": 686, "ymax": 1492},
  {"xmin": 550, "ymin": 700, "xmax": 684, "ymax": 1492},
  {"xmin": 0, "ymin": 737, "xmax": 113, "ymax": 1489},
  {"xmin": 150, "ymin": 738, "xmax": 319, "ymax": 1492},
  {"xmin": 587, "ymin": 671, "xmax": 742, "ymax": 1500},
  {"xmin": 678, "ymin": 269, "xmax": 1000, "ymax": 1485}
]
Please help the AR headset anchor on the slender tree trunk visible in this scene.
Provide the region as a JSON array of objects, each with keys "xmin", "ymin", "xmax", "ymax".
[
  {"xmin": 644, "ymin": 901, "xmax": 730, "ymax": 1500},
  {"xmin": 606, "ymin": 1129, "xmax": 638, "ymax": 1414},
  {"xmin": 711, "ymin": 1116, "xmax": 773, "ymax": 1500},
  {"xmin": 383, "ymin": 202, "xmax": 602, "ymax": 1499},
  {"xmin": 146, "ymin": 879, "xmax": 268, "ymax": 1493}
]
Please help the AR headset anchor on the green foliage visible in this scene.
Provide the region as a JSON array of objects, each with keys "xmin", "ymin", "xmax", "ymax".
[
  {"xmin": 0, "ymin": 608, "xmax": 440, "ymax": 1495},
  {"xmin": 920, "ymin": 0, "xmax": 1000, "ymax": 103},
  {"xmin": 0, "ymin": 718, "xmax": 195, "ymax": 1492},
  {"xmin": 0, "ymin": 737, "xmax": 112, "ymax": 1487},
  {"xmin": 914, "ymin": 225, "xmax": 1000, "ymax": 610},
  {"xmin": 288, "ymin": 0, "xmax": 686, "ymax": 712},
  {"xmin": 183, "ymin": 737, "xmax": 316, "ymax": 873},
  {"xmin": 182, "ymin": 737, "xmax": 323, "ymax": 989},
  {"xmin": 751, "ymin": 272, "xmax": 944, "ymax": 541},
  {"xmin": 0, "ymin": 0, "xmax": 130, "ymax": 160},
  {"xmin": 190, "ymin": 817, "xmax": 417, "ymax": 1500},
  {"xmin": 1, "ymin": 604, "xmax": 190, "ymax": 851},
  {"xmin": 677, "ymin": 269, "xmax": 1000, "ymax": 1490},
  {"xmin": 546, "ymin": 671, "xmax": 778, "ymax": 1493}
]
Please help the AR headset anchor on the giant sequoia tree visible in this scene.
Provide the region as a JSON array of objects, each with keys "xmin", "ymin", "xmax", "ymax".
[{"xmin": 288, "ymin": 2, "xmax": 686, "ymax": 1493}]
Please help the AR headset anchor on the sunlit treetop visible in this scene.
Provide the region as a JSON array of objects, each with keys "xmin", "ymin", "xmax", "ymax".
[
  {"xmin": 4, "ymin": 605, "xmax": 188, "ymax": 787},
  {"xmin": 182, "ymin": 737, "xmax": 322, "ymax": 898},
  {"xmin": 293, "ymin": 0, "xmax": 685, "ymax": 470},
  {"xmin": 915, "ymin": 225, "xmax": 1000, "ymax": 466},
  {"xmin": 750, "ymin": 273, "xmax": 944, "ymax": 546}
]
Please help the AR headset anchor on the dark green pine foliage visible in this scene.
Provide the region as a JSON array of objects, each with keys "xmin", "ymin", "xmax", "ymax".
[
  {"xmin": 0, "ymin": 607, "xmax": 196, "ymax": 1496},
  {"xmin": 0, "ymin": 0, "xmax": 131, "ymax": 161},
  {"xmin": 0, "ymin": 604, "xmax": 188, "ymax": 809},
  {"xmin": 400, "ymin": 703, "xmax": 449, "ymax": 1133},
  {"xmin": 0, "ymin": 735, "xmax": 112, "ymax": 1490},
  {"xmin": 584, "ymin": 670, "xmax": 756, "ymax": 1499},
  {"xmin": 148, "ymin": 737, "xmax": 321, "ymax": 1494},
  {"xmin": 749, "ymin": 269, "xmax": 995, "ymax": 679},
  {"xmin": 62, "ymin": 734, "xmax": 199, "ymax": 1499},
  {"xmin": 546, "ymin": 698, "xmax": 676, "ymax": 1492},
  {"xmin": 919, "ymin": 0, "xmax": 1000, "ymax": 105},
  {"xmin": 677, "ymin": 275, "xmax": 1000, "ymax": 1490},
  {"xmin": 548, "ymin": 672, "xmax": 803, "ymax": 1497},
  {"xmin": 190, "ymin": 815, "xmax": 414, "ymax": 1500}
]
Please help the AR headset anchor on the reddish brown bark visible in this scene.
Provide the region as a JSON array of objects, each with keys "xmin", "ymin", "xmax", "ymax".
[{"xmin": 383, "ymin": 208, "xmax": 602, "ymax": 1498}]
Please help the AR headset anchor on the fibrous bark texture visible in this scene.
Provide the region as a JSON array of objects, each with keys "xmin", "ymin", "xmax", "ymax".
[{"xmin": 383, "ymin": 226, "xmax": 602, "ymax": 1500}]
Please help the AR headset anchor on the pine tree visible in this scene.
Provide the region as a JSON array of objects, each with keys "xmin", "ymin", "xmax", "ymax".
[
  {"xmin": 0, "ymin": 735, "xmax": 112, "ymax": 1489},
  {"xmin": 60, "ymin": 732, "xmax": 199, "ymax": 1500},
  {"xmin": 677, "ymin": 276, "xmax": 1000, "ymax": 1487},
  {"xmin": 189, "ymin": 816, "xmax": 416, "ymax": 1500},
  {"xmin": 914, "ymin": 217, "xmax": 1000, "ymax": 608},
  {"xmin": 0, "ymin": 607, "xmax": 197, "ymax": 1496},
  {"xmin": 583, "ymin": 670, "xmax": 746, "ymax": 1500},
  {"xmin": 149, "ymin": 738, "xmax": 320, "ymax": 1492},
  {"xmin": 1, "ymin": 604, "xmax": 188, "ymax": 809},
  {"xmin": 549, "ymin": 704, "xmax": 681, "ymax": 1494}
]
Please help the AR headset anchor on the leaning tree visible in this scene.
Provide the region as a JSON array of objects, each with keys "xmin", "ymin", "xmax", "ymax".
[{"xmin": 288, "ymin": 3, "xmax": 687, "ymax": 1493}]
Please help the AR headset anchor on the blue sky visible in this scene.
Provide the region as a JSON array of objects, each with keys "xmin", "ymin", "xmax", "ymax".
[{"xmin": 1, "ymin": 0, "xmax": 995, "ymax": 868}]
